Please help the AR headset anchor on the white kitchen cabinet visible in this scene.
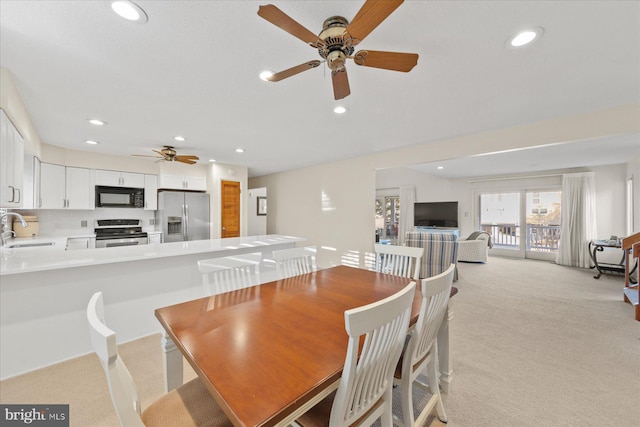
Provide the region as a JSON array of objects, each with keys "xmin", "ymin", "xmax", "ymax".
[
  {"xmin": 158, "ymin": 174, "xmax": 207, "ymax": 191},
  {"xmin": 144, "ymin": 174, "xmax": 158, "ymax": 210},
  {"xmin": 40, "ymin": 163, "xmax": 94, "ymax": 210},
  {"xmin": 95, "ymin": 169, "xmax": 145, "ymax": 188},
  {"xmin": 22, "ymin": 155, "xmax": 41, "ymax": 209},
  {"xmin": 0, "ymin": 109, "xmax": 25, "ymax": 208},
  {"xmin": 66, "ymin": 236, "xmax": 96, "ymax": 250},
  {"xmin": 147, "ymin": 231, "xmax": 162, "ymax": 244}
]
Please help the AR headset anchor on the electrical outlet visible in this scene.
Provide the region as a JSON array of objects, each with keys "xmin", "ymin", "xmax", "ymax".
[
  {"xmin": 81, "ymin": 220, "xmax": 88, "ymax": 227},
  {"xmin": 149, "ymin": 219, "xmax": 155, "ymax": 225}
]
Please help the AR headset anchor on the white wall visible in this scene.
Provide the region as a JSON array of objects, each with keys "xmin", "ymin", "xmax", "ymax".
[
  {"xmin": 628, "ymin": 154, "xmax": 640, "ymax": 234},
  {"xmin": 207, "ymin": 162, "xmax": 249, "ymax": 238},
  {"xmin": 250, "ymin": 105, "xmax": 640, "ymax": 269},
  {"xmin": 248, "ymin": 187, "xmax": 267, "ymax": 236}
]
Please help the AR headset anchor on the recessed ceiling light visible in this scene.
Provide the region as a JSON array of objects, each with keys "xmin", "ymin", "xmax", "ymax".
[
  {"xmin": 209, "ymin": 159, "xmax": 217, "ymax": 162},
  {"xmin": 506, "ymin": 27, "xmax": 544, "ymax": 48},
  {"xmin": 235, "ymin": 148, "xmax": 245, "ymax": 153},
  {"xmin": 437, "ymin": 166, "xmax": 444, "ymax": 170},
  {"xmin": 333, "ymin": 106, "xmax": 347, "ymax": 114},
  {"xmin": 111, "ymin": 1, "xmax": 148, "ymax": 23},
  {"xmin": 174, "ymin": 136, "xmax": 186, "ymax": 142},
  {"xmin": 88, "ymin": 119, "xmax": 106, "ymax": 126},
  {"xmin": 85, "ymin": 140, "xmax": 100, "ymax": 145},
  {"xmin": 259, "ymin": 70, "xmax": 274, "ymax": 81}
]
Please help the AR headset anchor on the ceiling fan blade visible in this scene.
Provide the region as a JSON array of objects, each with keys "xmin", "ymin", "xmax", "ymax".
[
  {"xmin": 258, "ymin": 4, "xmax": 322, "ymax": 47},
  {"xmin": 175, "ymin": 155, "xmax": 200, "ymax": 161},
  {"xmin": 268, "ymin": 60, "xmax": 322, "ymax": 82},
  {"xmin": 346, "ymin": 0, "xmax": 403, "ymax": 44},
  {"xmin": 131, "ymin": 154, "xmax": 162, "ymax": 158},
  {"xmin": 353, "ymin": 50, "xmax": 418, "ymax": 72},
  {"xmin": 332, "ymin": 68, "xmax": 351, "ymax": 100},
  {"xmin": 176, "ymin": 158, "xmax": 197, "ymax": 165}
]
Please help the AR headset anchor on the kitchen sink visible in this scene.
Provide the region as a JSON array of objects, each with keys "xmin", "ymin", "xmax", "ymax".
[{"xmin": 6, "ymin": 242, "xmax": 55, "ymax": 248}]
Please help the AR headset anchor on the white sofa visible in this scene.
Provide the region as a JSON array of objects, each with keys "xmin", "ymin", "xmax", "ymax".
[{"xmin": 457, "ymin": 233, "xmax": 491, "ymax": 263}]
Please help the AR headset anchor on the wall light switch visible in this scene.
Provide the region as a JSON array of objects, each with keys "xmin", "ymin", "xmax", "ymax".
[
  {"xmin": 81, "ymin": 220, "xmax": 88, "ymax": 227},
  {"xmin": 149, "ymin": 219, "xmax": 155, "ymax": 225}
]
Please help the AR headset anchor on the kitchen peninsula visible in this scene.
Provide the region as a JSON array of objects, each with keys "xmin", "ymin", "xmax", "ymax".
[{"xmin": 0, "ymin": 235, "xmax": 305, "ymax": 379}]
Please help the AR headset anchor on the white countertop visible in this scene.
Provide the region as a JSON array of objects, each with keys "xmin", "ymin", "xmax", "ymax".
[{"xmin": 0, "ymin": 235, "xmax": 305, "ymax": 276}]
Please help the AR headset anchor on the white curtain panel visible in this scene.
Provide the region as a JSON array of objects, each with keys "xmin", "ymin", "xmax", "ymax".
[
  {"xmin": 557, "ymin": 172, "xmax": 597, "ymax": 268},
  {"xmin": 398, "ymin": 185, "xmax": 415, "ymax": 245}
]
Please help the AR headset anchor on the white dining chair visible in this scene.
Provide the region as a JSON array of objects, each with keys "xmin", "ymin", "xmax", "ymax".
[
  {"xmin": 392, "ymin": 264, "xmax": 455, "ymax": 427},
  {"xmin": 197, "ymin": 253, "xmax": 262, "ymax": 296},
  {"xmin": 295, "ymin": 282, "xmax": 416, "ymax": 427},
  {"xmin": 87, "ymin": 292, "xmax": 232, "ymax": 427},
  {"xmin": 272, "ymin": 246, "xmax": 317, "ymax": 279},
  {"xmin": 374, "ymin": 243, "xmax": 423, "ymax": 280}
]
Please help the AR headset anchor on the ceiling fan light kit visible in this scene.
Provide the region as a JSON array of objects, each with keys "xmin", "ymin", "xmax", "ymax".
[{"xmin": 257, "ymin": 0, "xmax": 418, "ymax": 100}]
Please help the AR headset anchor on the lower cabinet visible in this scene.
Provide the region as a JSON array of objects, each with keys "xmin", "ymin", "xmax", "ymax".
[
  {"xmin": 66, "ymin": 236, "xmax": 96, "ymax": 250},
  {"xmin": 147, "ymin": 231, "xmax": 162, "ymax": 244}
]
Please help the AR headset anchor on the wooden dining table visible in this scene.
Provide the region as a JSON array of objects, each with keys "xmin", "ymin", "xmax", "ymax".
[{"xmin": 155, "ymin": 265, "xmax": 454, "ymax": 427}]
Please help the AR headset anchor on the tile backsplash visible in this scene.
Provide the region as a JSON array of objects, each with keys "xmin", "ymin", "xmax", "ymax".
[{"xmin": 13, "ymin": 209, "xmax": 156, "ymax": 235}]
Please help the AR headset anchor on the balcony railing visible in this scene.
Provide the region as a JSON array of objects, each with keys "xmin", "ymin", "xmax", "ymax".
[{"xmin": 481, "ymin": 223, "xmax": 561, "ymax": 252}]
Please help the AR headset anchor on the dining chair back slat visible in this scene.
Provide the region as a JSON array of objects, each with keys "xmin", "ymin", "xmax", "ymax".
[
  {"xmin": 374, "ymin": 244, "xmax": 423, "ymax": 280},
  {"xmin": 272, "ymin": 246, "xmax": 317, "ymax": 279},
  {"xmin": 197, "ymin": 254, "xmax": 261, "ymax": 296}
]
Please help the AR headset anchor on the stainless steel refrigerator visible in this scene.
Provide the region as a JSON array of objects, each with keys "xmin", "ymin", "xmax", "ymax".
[{"xmin": 157, "ymin": 191, "xmax": 210, "ymax": 242}]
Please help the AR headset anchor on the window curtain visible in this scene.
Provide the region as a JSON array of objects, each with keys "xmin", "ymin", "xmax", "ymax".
[
  {"xmin": 557, "ymin": 172, "xmax": 597, "ymax": 268},
  {"xmin": 398, "ymin": 185, "xmax": 415, "ymax": 245}
]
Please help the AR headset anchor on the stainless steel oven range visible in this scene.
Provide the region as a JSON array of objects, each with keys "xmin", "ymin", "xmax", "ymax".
[{"xmin": 94, "ymin": 219, "xmax": 148, "ymax": 248}]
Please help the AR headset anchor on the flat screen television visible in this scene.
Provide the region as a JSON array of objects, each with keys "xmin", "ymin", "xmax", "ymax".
[{"xmin": 414, "ymin": 201, "xmax": 458, "ymax": 228}]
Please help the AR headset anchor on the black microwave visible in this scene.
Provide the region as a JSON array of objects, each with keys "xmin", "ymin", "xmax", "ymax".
[{"xmin": 95, "ymin": 186, "xmax": 145, "ymax": 208}]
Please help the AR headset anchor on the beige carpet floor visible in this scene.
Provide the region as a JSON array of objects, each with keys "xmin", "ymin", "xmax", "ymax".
[{"xmin": 1, "ymin": 256, "xmax": 639, "ymax": 426}]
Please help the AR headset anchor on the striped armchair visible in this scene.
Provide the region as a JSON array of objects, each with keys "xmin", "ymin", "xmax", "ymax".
[{"xmin": 405, "ymin": 231, "xmax": 459, "ymax": 280}]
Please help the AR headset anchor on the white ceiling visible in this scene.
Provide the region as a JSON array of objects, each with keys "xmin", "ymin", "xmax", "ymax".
[{"xmin": 1, "ymin": 0, "xmax": 639, "ymax": 178}]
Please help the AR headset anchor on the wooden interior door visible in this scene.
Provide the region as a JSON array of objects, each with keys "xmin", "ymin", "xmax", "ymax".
[{"xmin": 221, "ymin": 180, "xmax": 240, "ymax": 238}]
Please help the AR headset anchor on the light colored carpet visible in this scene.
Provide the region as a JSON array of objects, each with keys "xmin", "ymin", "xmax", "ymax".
[{"xmin": 1, "ymin": 256, "xmax": 638, "ymax": 426}]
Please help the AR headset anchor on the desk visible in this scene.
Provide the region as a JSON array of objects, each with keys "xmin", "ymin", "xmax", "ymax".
[
  {"xmin": 155, "ymin": 266, "xmax": 454, "ymax": 427},
  {"xmin": 589, "ymin": 240, "xmax": 637, "ymax": 279}
]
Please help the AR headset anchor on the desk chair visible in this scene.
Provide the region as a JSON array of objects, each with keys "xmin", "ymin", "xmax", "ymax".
[
  {"xmin": 296, "ymin": 282, "xmax": 416, "ymax": 427},
  {"xmin": 197, "ymin": 253, "xmax": 261, "ymax": 295},
  {"xmin": 272, "ymin": 246, "xmax": 317, "ymax": 279},
  {"xmin": 393, "ymin": 264, "xmax": 455, "ymax": 427},
  {"xmin": 87, "ymin": 292, "xmax": 232, "ymax": 427},
  {"xmin": 374, "ymin": 243, "xmax": 423, "ymax": 280}
]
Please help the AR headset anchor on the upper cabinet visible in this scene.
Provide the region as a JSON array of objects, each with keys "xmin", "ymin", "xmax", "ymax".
[
  {"xmin": 0, "ymin": 110, "xmax": 25, "ymax": 208},
  {"xmin": 158, "ymin": 174, "xmax": 207, "ymax": 191},
  {"xmin": 40, "ymin": 163, "xmax": 94, "ymax": 210},
  {"xmin": 95, "ymin": 169, "xmax": 145, "ymax": 188},
  {"xmin": 144, "ymin": 174, "xmax": 158, "ymax": 210},
  {"xmin": 22, "ymin": 155, "xmax": 41, "ymax": 209}
]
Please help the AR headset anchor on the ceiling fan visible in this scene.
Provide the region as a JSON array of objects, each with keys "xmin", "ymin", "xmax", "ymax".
[
  {"xmin": 132, "ymin": 146, "xmax": 199, "ymax": 165},
  {"xmin": 257, "ymin": 0, "xmax": 418, "ymax": 100}
]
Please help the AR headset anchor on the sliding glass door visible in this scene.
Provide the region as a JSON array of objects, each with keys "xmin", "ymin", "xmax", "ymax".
[{"xmin": 479, "ymin": 189, "xmax": 561, "ymax": 260}]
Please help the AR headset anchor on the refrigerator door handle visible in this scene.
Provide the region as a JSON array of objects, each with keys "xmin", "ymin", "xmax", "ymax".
[{"xmin": 184, "ymin": 204, "xmax": 189, "ymax": 241}]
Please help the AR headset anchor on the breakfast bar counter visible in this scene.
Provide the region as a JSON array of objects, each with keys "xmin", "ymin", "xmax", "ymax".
[
  {"xmin": 1, "ymin": 234, "xmax": 304, "ymax": 276},
  {"xmin": 0, "ymin": 235, "xmax": 305, "ymax": 380}
]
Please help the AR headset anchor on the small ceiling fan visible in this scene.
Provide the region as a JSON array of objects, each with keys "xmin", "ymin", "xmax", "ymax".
[
  {"xmin": 132, "ymin": 146, "xmax": 199, "ymax": 165},
  {"xmin": 257, "ymin": 0, "xmax": 418, "ymax": 100}
]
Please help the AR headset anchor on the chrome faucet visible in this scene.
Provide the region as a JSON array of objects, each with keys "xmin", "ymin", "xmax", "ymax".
[{"xmin": 0, "ymin": 212, "xmax": 27, "ymax": 246}]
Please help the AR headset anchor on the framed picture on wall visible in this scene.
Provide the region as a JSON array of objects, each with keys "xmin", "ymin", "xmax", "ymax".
[{"xmin": 257, "ymin": 196, "xmax": 267, "ymax": 216}]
